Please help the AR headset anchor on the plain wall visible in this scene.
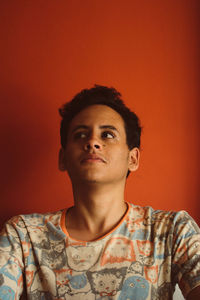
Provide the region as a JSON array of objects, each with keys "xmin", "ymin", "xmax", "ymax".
[{"xmin": 0, "ymin": 0, "xmax": 200, "ymax": 228}]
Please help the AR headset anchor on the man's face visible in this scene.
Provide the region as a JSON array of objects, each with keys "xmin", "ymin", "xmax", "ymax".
[{"xmin": 59, "ymin": 104, "xmax": 139, "ymax": 185}]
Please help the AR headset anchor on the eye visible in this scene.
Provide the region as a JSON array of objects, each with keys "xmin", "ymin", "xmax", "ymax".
[
  {"xmin": 101, "ymin": 131, "xmax": 115, "ymax": 139},
  {"xmin": 74, "ymin": 131, "xmax": 87, "ymax": 140}
]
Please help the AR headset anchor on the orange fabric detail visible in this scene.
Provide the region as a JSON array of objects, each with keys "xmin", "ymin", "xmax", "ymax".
[{"xmin": 101, "ymin": 236, "xmax": 135, "ymax": 266}]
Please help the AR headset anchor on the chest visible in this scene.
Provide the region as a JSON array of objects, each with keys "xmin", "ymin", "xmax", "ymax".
[{"xmin": 25, "ymin": 233, "xmax": 173, "ymax": 299}]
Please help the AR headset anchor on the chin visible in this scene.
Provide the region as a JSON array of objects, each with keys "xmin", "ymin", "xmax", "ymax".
[
  {"xmin": 81, "ymin": 174, "xmax": 104, "ymax": 184},
  {"xmin": 69, "ymin": 170, "xmax": 103, "ymax": 184}
]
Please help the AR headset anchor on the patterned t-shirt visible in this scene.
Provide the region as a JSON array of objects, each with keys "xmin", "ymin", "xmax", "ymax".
[{"xmin": 0, "ymin": 202, "xmax": 200, "ymax": 299}]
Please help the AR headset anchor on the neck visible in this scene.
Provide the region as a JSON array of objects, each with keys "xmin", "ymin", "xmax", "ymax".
[{"xmin": 66, "ymin": 181, "xmax": 128, "ymax": 241}]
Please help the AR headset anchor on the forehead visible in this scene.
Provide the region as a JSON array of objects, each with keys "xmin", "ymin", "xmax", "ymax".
[{"xmin": 69, "ymin": 104, "xmax": 125, "ymax": 129}]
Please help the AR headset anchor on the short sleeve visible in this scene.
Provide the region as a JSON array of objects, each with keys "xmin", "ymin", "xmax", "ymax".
[
  {"xmin": 171, "ymin": 211, "xmax": 200, "ymax": 298},
  {"xmin": 0, "ymin": 218, "xmax": 25, "ymax": 299}
]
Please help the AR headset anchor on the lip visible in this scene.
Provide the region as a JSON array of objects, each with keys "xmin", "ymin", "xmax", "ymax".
[{"xmin": 80, "ymin": 154, "xmax": 106, "ymax": 164}]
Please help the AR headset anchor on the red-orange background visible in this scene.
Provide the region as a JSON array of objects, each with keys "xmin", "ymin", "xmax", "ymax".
[{"xmin": 0, "ymin": 0, "xmax": 200, "ymax": 228}]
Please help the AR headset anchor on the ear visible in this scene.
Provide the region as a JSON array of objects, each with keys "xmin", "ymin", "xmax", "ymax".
[
  {"xmin": 58, "ymin": 148, "xmax": 67, "ymax": 171},
  {"xmin": 128, "ymin": 147, "xmax": 140, "ymax": 172}
]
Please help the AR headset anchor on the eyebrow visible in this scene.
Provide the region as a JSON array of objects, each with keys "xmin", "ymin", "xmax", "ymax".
[{"xmin": 71, "ymin": 125, "xmax": 119, "ymax": 133}]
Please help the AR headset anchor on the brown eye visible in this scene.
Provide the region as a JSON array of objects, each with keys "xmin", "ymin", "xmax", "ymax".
[
  {"xmin": 74, "ymin": 132, "xmax": 87, "ymax": 139},
  {"xmin": 101, "ymin": 131, "xmax": 115, "ymax": 139}
]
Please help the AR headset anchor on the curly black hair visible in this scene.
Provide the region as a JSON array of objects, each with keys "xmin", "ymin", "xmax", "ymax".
[{"xmin": 59, "ymin": 85, "xmax": 142, "ymax": 151}]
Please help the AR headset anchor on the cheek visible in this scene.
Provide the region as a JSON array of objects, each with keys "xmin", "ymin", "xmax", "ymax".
[
  {"xmin": 110, "ymin": 148, "xmax": 129, "ymax": 164},
  {"xmin": 64, "ymin": 146, "xmax": 80, "ymax": 163},
  {"xmin": 62, "ymin": 151, "xmax": 77, "ymax": 174}
]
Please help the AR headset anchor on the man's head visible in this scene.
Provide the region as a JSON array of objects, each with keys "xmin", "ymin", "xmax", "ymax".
[
  {"xmin": 58, "ymin": 85, "xmax": 142, "ymax": 180},
  {"xmin": 59, "ymin": 85, "xmax": 142, "ymax": 151}
]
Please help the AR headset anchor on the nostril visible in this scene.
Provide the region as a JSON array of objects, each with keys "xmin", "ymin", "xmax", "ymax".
[
  {"xmin": 85, "ymin": 142, "xmax": 101, "ymax": 151},
  {"xmin": 94, "ymin": 144, "xmax": 100, "ymax": 149}
]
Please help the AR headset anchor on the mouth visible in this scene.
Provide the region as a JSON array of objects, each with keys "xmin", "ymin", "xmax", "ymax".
[{"xmin": 81, "ymin": 154, "xmax": 106, "ymax": 164}]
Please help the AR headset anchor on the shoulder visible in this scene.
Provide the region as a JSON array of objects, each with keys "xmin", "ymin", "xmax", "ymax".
[
  {"xmin": 127, "ymin": 202, "xmax": 175, "ymax": 224},
  {"xmin": 127, "ymin": 202, "xmax": 200, "ymax": 234},
  {"xmin": 0, "ymin": 209, "xmax": 68, "ymax": 253},
  {"xmin": 1, "ymin": 209, "xmax": 66, "ymax": 236}
]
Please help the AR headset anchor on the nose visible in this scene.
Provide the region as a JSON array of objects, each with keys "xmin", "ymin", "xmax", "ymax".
[{"xmin": 83, "ymin": 134, "xmax": 102, "ymax": 151}]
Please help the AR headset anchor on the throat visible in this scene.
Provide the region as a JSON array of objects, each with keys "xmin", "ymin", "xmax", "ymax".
[{"xmin": 65, "ymin": 202, "xmax": 128, "ymax": 242}]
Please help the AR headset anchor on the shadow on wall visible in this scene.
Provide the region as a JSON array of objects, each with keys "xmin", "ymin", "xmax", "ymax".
[{"xmin": 0, "ymin": 86, "xmax": 53, "ymax": 227}]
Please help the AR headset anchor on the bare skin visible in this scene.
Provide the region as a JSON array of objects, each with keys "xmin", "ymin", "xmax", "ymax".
[
  {"xmin": 59, "ymin": 104, "xmax": 139, "ymax": 241},
  {"xmin": 65, "ymin": 183, "xmax": 128, "ymax": 241}
]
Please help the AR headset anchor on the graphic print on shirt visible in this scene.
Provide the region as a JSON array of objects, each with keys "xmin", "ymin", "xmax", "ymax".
[
  {"xmin": 0, "ymin": 234, "xmax": 21, "ymax": 253},
  {"xmin": 40, "ymin": 239, "xmax": 67, "ymax": 269},
  {"xmin": 66, "ymin": 245, "xmax": 102, "ymax": 271},
  {"xmin": 41, "ymin": 248, "xmax": 67, "ymax": 269},
  {"xmin": 25, "ymin": 264, "xmax": 38, "ymax": 288},
  {"xmin": 0, "ymin": 262, "xmax": 23, "ymax": 299},
  {"xmin": 0, "ymin": 257, "xmax": 23, "ymax": 299},
  {"xmin": 66, "ymin": 292, "xmax": 96, "ymax": 300},
  {"xmin": 127, "ymin": 206, "xmax": 145, "ymax": 224},
  {"xmin": 1, "ymin": 205, "xmax": 200, "ymax": 299},
  {"xmin": 0, "ymin": 285, "xmax": 15, "ymax": 299},
  {"xmin": 24, "ymin": 214, "xmax": 45, "ymax": 227},
  {"xmin": 128, "ymin": 261, "xmax": 144, "ymax": 275},
  {"xmin": 137, "ymin": 240, "xmax": 153, "ymax": 257},
  {"xmin": 21, "ymin": 241, "xmax": 32, "ymax": 259},
  {"xmin": 50, "ymin": 239, "xmax": 66, "ymax": 254},
  {"xmin": 67, "ymin": 273, "xmax": 91, "ymax": 294},
  {"xmin": 158, "ymin": 262, "xmax": 171, "ymax": 286},
  {"xmin": 87, "ymin": 267, "xmax": 126, "ymax": 298},
  {"xmin": 118, "ymin": 275, "xmax": 149, "ymax": 300},
  {"xmin": 154, "ymin": 238, "xmax": 171, "ymax": 260},
  {"xmin": 0, "ymin": 260, "xmax": 22, "ymax": 284},
  {"xmin": 0, "ymin": 273, "xmax": 4, "ymax": 285},
  {"xmin": 11, "ymin": 216, "xmax": 26, "ymax": 228},
  {"xmin": 142, "ymin": 255, "xmax": 155, "ymax": 266},
  {"xmin": 54, "ymin": 268, "xmax": 73, "ymax": 296},
  {"xmin": 125, "ymin": 216, "xmax": 143, "ymax": 233},
  {"xmin": 173, "ymin": 243, "xmax": 188, "ymax": 265},
  {"xmin": 101, "ymin": 237, "xmax": 136, "ymax": 266},
  {"xmin": 152, "ymin": 211, "xmax": 174, "ymax": 236},
  {"xmin": 125, "ymin": 207, "xmax": 146, "ymax": 234},
  {"xmin": 144, "ymin": 265, "xmax": 158, "ymax": 284},
  {"xmin": 30, "ymin": 265, "xmax": 57, "ymax": 296},
  {"xmin": 151, "ymin": 282, "xmax": 173, "ymax": 300},
  {"xmin": 28, "ymin": 228, "xmax": 50, "ymax": 255}
]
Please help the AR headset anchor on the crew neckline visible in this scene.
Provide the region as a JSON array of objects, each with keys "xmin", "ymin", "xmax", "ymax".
[{"xmin": 60, "ymin": 202, "xmax": 131, "ymax": 243}]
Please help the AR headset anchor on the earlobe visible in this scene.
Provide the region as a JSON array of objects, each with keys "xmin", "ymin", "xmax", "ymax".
[
  {"xmin": 128, "ymin": 147, "xmax": 140, "ymax": 172},
  {"xmin": 58, "ymin": 148, "xmax": 66, "ymax": 171}
]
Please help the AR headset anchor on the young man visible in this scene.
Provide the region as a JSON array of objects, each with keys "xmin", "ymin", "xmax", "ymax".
[{"xmin": 0, "ymin": 85, "xmax": 200, "ymax": 299}]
